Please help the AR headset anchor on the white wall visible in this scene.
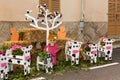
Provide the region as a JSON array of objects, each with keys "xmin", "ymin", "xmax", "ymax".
[{"xmin": 0, "ymin": 0, "xmax": 108, "ymax": 22}]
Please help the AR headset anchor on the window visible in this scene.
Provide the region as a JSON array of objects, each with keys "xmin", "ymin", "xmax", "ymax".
[{"xmin": 39, "ymin": 0, "xmax": 60, "ymax": 13}]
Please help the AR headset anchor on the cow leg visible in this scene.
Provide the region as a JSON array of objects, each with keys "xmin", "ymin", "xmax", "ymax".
[
  {"xmin": 24, "ymin": 65, "xmax": 27, "ymax": 76},
  {"xmin": 5, "ymin": 70, "xmax": 8, "ymax": 79},
  {"xmin": 45, "ymin": 66, "xmax": 48, "ymax": 73},
  {"xmin": 0, "ymin": 70, "xmax": 4, "ymax": 79},
  {"xmin": 90, "ymin": 55, "xmax": 94, "ymax": 63},
  {"xmin": 108, "ymin": 52, "xmax": 112, "ymax": 60},
  {"xmin": 36, "ymin": 56, "xmax": 40, "ymax": 71},
  {"xmin": 105, "ymin": 53, "xmax": 108, "ymax": 60},
  {"xmin": 94, "ymin": 54, "xmax": 97, "ymax": 63},
  {"xmin": 76, "ymin": 53, "xmax": 79, "ymax": 65},
  {"xmin": 66, "ymin": 53, "xmax": 69, "ymax": 61},
  {"xmin": 71, "ymin": 56, "xmax": 75, "ymax": 65},
  {"xmin": 5, "ymin": 66, "xmax": 8, "ymax": 79},
  {"xmin": 27, "ymin": 61, "xmax": 30, "ymax": 74}
]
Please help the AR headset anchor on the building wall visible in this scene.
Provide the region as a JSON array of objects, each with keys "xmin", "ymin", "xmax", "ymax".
[
  {"xmin": 0, "ymin": 0, "xmax": 110, "ymax": 45},
  {"xmin": 0, "ymin": 0, "xmax": 108, "ymax": 22}
]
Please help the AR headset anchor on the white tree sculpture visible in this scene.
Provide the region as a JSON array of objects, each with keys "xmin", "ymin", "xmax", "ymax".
[{"xmin": 25, "ymin": 4, "xmax": 62, "ymax": 45}]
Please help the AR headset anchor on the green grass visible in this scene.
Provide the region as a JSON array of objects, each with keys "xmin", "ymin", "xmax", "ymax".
[{"xmin": 8, "ymin": 58, "xmax": 110, "ymax": 80}]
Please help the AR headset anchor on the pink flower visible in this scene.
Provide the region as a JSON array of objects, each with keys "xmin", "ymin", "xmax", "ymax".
[{"xmin": 11, "ymin": 45, "xmax": 22, "ymax": 50}]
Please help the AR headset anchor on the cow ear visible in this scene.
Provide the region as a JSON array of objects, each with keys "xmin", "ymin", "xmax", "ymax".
[
  {"xmin": 29, "ymin": 45, "xmax": 33, "ymax": 49},
  {"xmin": 112, "ymin": 39, "xmax": 115, "ymax": 43},
  {"xmin": 70, "ymin": 42, "xmax": 72, "ymax": 45},
  {"xmin": 78, "ymin": 42, "xmax": 82, "ymax": 45},
  {"xmin": 88, "ymin": 44, "xmax": 92, "ymax": 47},
  {"xmin": 96, "ymin": 44, "xmax": 98, "ymax": 47},
  {"xmin": 103, "ymin": 38, "xmax": 107, "ymax": 42},
  {"xmin": 21, "ymin": 47, "xmax": 26, "ymax": 51}
]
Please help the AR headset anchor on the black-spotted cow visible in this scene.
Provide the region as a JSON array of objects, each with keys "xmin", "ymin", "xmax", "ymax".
[
  {"xmin": 6, "ymin": 45, "xmax": 33, "ymax": 76},
  {"xmin": 85, "ymin": 44, "xmax": 98, "ymax": 63},
  {"xmin": 65, "ymin": 41, "xmax": 82, "ymax": 65},
  {"xmin": 98, "ymin": 38, "xmax": 115, "ymax": 60},
  {"xmin": 0, "ymin": 52, "xmax": 8, "ymax": 80}
]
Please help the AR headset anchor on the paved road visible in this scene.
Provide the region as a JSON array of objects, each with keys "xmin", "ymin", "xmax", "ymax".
[{"xmin": 52, "ymin": 64, "xmax": 120, "ymax": 80}]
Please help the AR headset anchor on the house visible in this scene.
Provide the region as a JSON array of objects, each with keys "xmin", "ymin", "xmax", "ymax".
[{"xmin": 0, "ymin": 0, "xmax": 119, "ymax": 44}]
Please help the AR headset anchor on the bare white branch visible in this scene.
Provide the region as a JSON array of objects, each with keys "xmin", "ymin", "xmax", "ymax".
[
  {"xmin": 25, "ymin": 14, "xmax": 38, "ymax": 27},
  {"xmin": 50, "ymin": 22, "xmax": 62, "ymax": 30},
  {"xmin": 30, "ymin": 23, "xmax": 47, "ymax": 30},
  {"xmin": 52, "ymin": 14, "xmax": 61, "ymax": 27}
]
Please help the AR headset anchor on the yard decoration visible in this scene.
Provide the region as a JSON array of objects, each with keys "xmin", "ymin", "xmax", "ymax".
[
  {"xmin": 0, "ymin": 51, "xmax": 8, "ymax": 80},
  {"xmin": 57, "ymin": 26, "xmax": 66, "ymax": 39},
  {"xmin": 65, "ymin": 40, "xmax": 82, "ymax": 65},
  {"xmin": 37, "ymin": 52, "xmax": 46, "ymax": 61},
  {"xmin": 11, "ymin": 45, "xmax": 23, "ymax": 56},
  {"xmin": 36, "ymin": 53, "xmax": 53, "ymax": 73},
  {"xmin": 98, "ymin": 38, "xmax": 115, "ymax": 60},
  {"xmin": 84, "ymin": 44, "xmax": 98, "ymax": 63},
  {"xmin": 10, "ymin": 27, "xmax": 19, "ymax": 41},
  {"xmin": 0, "ymin": 45, "xmax": 9, "ymax": 53},
  {"xmin": 44, "ymin": 35, "xmax": 60, "ymax": 66},
  {"xmin": 25, "ymin": 3, "xmax": 62, "ymax": 45},
  {"xmin": 6, "ymin": 45, "xmax": 33, "ymax": 77}
]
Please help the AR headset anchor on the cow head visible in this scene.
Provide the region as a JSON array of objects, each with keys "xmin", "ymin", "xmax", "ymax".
[
  {"xmin": 21, "ymin": 45, "xmax": 33, "ymax": 60},
  {"xmin": 89, "ymin": 44, "xmax": 98, "ymax": 54},
  {"xmin": 103, "ymin": 38, "xmax": 115, "ymax": 50},
  {"xmin": 68, "ymin": 41, "xmax": 82, "ymax": 54}
]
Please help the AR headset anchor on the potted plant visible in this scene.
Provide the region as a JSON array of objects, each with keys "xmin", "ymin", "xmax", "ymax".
[
  {"xmin": 19, "ymin": 32, "xmax": 24, "ymax": 41},
  {"xmin": 11, "ymin": 45, "xmax": 23, "ymax": 56},
  {"xmin": 83, "ymin": 42, "xmax": 92, "ymax": 52},
  {"xmin": 0, "ymin": 45, "xmax": 9, "ymax": 53},
  {"xmin": 37, "ymin": 52, "xmax": 46, "ymax": 61},
  {"xmin": 99, "ymin": 37, "xmax": 106, "ymax": 46}
]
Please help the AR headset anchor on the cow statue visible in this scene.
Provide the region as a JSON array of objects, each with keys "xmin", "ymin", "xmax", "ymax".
[
  {"xmin": 84, "ymin": 44, "xmax": 98, "ymax": 63},
  {"xmin": 65, "ymin": 40, "xmax": 82, "ymax": 65},
  {"xmin": 0, "ymin": 52, "xmax": 8, "ymax": 80},
  {"xmin": 98, "ymin": 38, "xmax": 115, "ymax": 60},
  {"xmin": 6, "ymin": 45, "xmax": 33, "ymax": 77}
]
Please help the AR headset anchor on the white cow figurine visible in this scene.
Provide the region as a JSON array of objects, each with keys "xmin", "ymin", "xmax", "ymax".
[
  {"xmin": 85, "ymin": 44, "xmax": 98, "ymax": 63},
  {"xmin": 65, "ymin": 40, "xmax": 82, "ymax": 65},
  {"xmin": 0, "ymin": 52, "xmax": 8, "ymax": 80},
  {"xmin": 98, "ymin": 38, "xmax": 115, "ymax": 60},
  {"xmin": 6, "ymin": 45, "xmax": 33, "ymax": 77}
]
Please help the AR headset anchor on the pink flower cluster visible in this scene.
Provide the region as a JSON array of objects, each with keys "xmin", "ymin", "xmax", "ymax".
[
  {"xmin": 0, "ymin": 51, "xmax": 4, "ymax": 55},
  {"xmin": 11, "ymin": 45, "xmax": 22, "ymax": 50}
]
